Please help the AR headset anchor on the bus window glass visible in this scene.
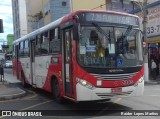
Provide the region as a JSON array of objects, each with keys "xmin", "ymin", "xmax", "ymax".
[
  {"xmin": 24, "ymin": 40, "xmax": 29, "ymax": 56},
  {"xmin": 77, "ymin": 26, "xmax": 143, "ymax": 68},
  {"xmin": 19, "ymin": 41, "xmax": 24, "ymax": 56},
  {"xmin": 50, "ymin": 29, "xmax": 55, "ymax": 40},
  {"xmin": 50, "ymin": 28, "xmax": 61, "ymax": 53},
  {"xmin": 41, "ymin": 32, "xmax": 49, "ymax": 54},
  {"xmin": 65, "ymin": 31, "xmax": 70, "ymax": 62},
  {"xmin": 115, "ymin": 28, "xmax": 142, "ymax": 67},
  {"xmin": 35, "ymin": 35, "xmax": 41, "ymax": 55}
]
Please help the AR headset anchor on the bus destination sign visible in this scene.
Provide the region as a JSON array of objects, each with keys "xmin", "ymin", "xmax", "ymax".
[{"xmin": 85, "ymin": 13, "xmax": 138, "ymax": 26}]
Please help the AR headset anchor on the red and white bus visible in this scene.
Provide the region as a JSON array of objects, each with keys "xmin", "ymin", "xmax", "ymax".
[{"xmin": 13, "ymin": 10, "xmax": 144, "ymax": 102}]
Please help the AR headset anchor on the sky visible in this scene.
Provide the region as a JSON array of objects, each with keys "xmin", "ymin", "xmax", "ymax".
[{"xmin": 0, "ymin": 0, "xmax": 13, "ymax": 47}]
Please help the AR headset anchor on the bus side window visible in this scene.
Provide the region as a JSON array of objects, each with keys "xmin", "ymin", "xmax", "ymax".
[
  {"xmin": 41, "ymin": 31, "xmax": 49, "ymax": 55},
  {"xmin": 35, "ymin": 35, "xmax": 41, "ymax": 55},
  {"xmin": 49, "ymin": 29, "xmax": 55, "ymax": 53},
  {"xmin": 19, "ymin": 41, "xmax": 24, "ymax": 57},
  {"xmin": 49, "ymin": 28, "xmax": 61, "ymax": 53},
  {"xmin": 24, "ymin": 40, "xmax": 29, "ymax": 56}
]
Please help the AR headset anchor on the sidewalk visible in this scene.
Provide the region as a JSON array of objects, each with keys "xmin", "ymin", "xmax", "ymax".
[
  {"xmin": 0, "ymin": 72, "xmax": 26, "ymax": 100},
  {"xmin": 144, "ymin": 75, "xmax": 160, "ymax": 85}
]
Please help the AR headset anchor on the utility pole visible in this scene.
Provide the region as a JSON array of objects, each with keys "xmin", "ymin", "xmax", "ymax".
[{"xmin": 143, "ymin": 0, "xmax": 149, "ymax": 82}]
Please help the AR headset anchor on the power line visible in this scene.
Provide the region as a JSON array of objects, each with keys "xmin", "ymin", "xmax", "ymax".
[{"xmin": 91, "ymin": 3, "xmax": 107, "ymax": 10}]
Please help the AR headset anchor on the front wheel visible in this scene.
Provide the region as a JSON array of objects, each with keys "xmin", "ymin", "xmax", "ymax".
[{"xmin": 52, "ymin": 79, "xmax": 63, "ymax": 103}]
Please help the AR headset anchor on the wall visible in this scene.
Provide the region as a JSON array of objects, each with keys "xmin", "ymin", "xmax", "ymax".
[
  {"xmin": 50, "ymin": 0, "xmax": 71, "ymax": 21},
  {"xmin": 72, "ymin": 0, "xmax": 105, "ymax": 11},
  {"xmin": 129, "ymin": 1, "xmax": 160, "ymax": 43}
]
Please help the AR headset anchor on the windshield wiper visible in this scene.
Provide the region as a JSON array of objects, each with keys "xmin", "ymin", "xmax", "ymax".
[
  {"xmin": 92, "ymin": 22, "xmax": 111, "ymax": 45},
  {"xmin": 117, "ymin": 25, "xmax": 133, "ymax": 44},
  {"xmin": 122, "ymin": 25, "xmax": 133, "ymax": 40}
]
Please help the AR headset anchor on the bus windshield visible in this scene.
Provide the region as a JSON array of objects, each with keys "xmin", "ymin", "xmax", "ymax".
[{"xmin": 77, "ymin": 25, "xmax": 143, "ymax": 68}]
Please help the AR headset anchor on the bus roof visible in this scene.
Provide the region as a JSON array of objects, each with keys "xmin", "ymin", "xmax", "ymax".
[{"xmin": 13, "ymin": 10, "xmax": 139, "ymax": 45}]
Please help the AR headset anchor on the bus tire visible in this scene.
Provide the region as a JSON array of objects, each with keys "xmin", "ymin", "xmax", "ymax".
[
  {"xmin": 21, "ymin": 72, "xmax": 27, "ymax": 88},
  {"xmin": 52, "ymin": 79, "xmax": 63, "ymax": 103}
]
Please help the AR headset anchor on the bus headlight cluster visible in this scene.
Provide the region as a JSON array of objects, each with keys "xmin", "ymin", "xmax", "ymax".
[
  {"xmin": 76, "ymin": 77, "xmax": 95, "ymax": 90},
  {"xmin": 138, "ymin": 77, "xmax": 144, "ymax": 83},
  {"xmin": 134, "ymin": 77, "xmax": 144, "ymax": 87}
]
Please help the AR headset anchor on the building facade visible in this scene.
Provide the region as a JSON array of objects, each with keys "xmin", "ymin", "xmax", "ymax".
[
  {"xmin": 129, "ymin": 1, "xmax": 160, "ymax": 74},
  {"xmin": 12, "ymin": 0, "xmax": 28, "ymax": 40},
  {"xmin": 25, "ymin": 0, "xmax": 140, "ymax": 33},
  {"xmin": 25, "ymin": 0, "xmax": 71, "ymax": 33},
  {"xmin": 25, "ymin": 0, "xmax": 44, "ymax": 33},
  {"xmin": 13, "ymin": 0, "xmax": 159, "ymax": 35}
]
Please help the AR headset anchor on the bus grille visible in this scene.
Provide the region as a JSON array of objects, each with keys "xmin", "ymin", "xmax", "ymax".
[
  {"xmin": 96, "ymin": 91, "xmax": 133, "ymax": 98},
  {"xmin": 91, "ymin": 72, "xmax": 138, "ymax": 80}
]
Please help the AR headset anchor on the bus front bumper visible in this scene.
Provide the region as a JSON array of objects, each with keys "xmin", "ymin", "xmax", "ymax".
[{"xmin": 76, "ymin": 78, "xmax": 144, "ymax": 101}]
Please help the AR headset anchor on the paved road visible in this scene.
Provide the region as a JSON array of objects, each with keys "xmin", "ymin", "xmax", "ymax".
[{"xmin": 1, "ymin": 69, "xmax": 160, "ymax": 119}]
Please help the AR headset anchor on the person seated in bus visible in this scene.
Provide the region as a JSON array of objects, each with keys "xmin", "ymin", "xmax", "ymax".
[
  {"xmin": 89, "ymin": 30, "xmax": 105, "ymax": 57},
  {"xmin": 90, "ymin": 30, "xmax": 99, "ymax": 46},
  {"xmin": 87, "ymin": 30, "xmax": 98, "ymax": 57},
  {"xmin": 95, "ymin": 40, "xmax": 105, "ymax": 57}
]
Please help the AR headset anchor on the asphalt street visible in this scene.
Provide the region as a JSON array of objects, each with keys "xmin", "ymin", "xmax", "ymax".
[{"xmin": 0, "ymin": 68, "xmax": 160, "ymax": 119}]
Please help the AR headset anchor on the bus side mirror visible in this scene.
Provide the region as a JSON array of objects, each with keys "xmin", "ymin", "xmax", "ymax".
[{"xmin": 73, "ymin": 23, "xmax": 79, "ymax": 40}]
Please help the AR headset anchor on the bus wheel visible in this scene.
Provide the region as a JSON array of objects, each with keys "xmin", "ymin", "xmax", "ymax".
[
  {"xmin": 52, "ymin": 79, "xmax": 63, "ymax": 103},
  {"xmin": 21, "ymin": 72, "xmax": 27, "ymax": 88}
]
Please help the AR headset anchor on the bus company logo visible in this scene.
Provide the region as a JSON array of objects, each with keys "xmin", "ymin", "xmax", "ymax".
[
  {"xmin": 1, "ymin": 111, "xmax": 11, "ymax": 116},
  {"xmin": 1, "ymin": 111, "xmax": 42, "ymax": 117},
  {"xmin": 122, "ymin": 80, "xmax": 134, "ymax": 86},
  {"xmin": 109, "ymin": 69, "xmax": 124, "ymax": 73}
]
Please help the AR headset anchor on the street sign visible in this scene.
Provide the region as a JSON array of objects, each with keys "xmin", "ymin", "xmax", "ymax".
[{"xmin": 117, "ymin": 59, "xmax": 123, "ymax": 66}]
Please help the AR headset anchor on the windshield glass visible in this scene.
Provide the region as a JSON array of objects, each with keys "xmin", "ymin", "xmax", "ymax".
[{"xmin": 77, "ymin": 26, "xmax": 143, "ymax": 68}]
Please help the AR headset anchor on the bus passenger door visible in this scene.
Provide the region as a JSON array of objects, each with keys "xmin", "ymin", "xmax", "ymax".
[
  {"xmin": 30, "ymin": 41, "xmax": 36, "ymax": 86},
  {"xmin": 63, "ymin": 29, "xmax": 74, "ymax": 97}
]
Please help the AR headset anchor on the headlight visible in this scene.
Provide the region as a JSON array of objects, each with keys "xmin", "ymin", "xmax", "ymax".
[
  {"xmin": 76, "ymin": 77, "xmax": 95, "ymax": 90},
  {"xmin": 138, "ymin": 77, "xmax": 144, "ymax": 83},
  {"xmin": 134, "ymin": 77, "xmax": 144, "ymax": 87}
]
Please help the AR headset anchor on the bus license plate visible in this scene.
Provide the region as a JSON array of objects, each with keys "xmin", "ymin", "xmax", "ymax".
[{"xmin": 111, "ymin": 88, "xmax": 122, "ymax": 93}]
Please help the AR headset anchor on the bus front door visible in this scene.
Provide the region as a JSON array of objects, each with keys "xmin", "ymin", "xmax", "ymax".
[{"xmin": 63, "ymin": 29, "xmax": 74, "ymax": 98}]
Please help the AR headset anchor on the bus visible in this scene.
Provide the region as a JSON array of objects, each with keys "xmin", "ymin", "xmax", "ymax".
[{"xmin": 13, "ymin": 10, "xmax": 144, "ymax": 102}]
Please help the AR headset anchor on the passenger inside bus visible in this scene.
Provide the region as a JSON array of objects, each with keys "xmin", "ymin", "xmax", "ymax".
[
  {"xmin": 89, "ymin": 30, "xmax": 105, "ymax": 57},
  {"xmin": 90, "ymin": 30, "xmax": 99, "ymax": 45}
]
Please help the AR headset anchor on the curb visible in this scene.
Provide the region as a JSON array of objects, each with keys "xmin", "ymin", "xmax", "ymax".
[
  {"xmin": 144, "ymin": 81, "xmax": 160, "ymax": 85},
  {"xmin": 0, "ymin": 89, "xmax": 26, "ymax": 101},
  {"xmin": 0, "ymin": 82, "xmax": 26, "ymax": 101}
]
